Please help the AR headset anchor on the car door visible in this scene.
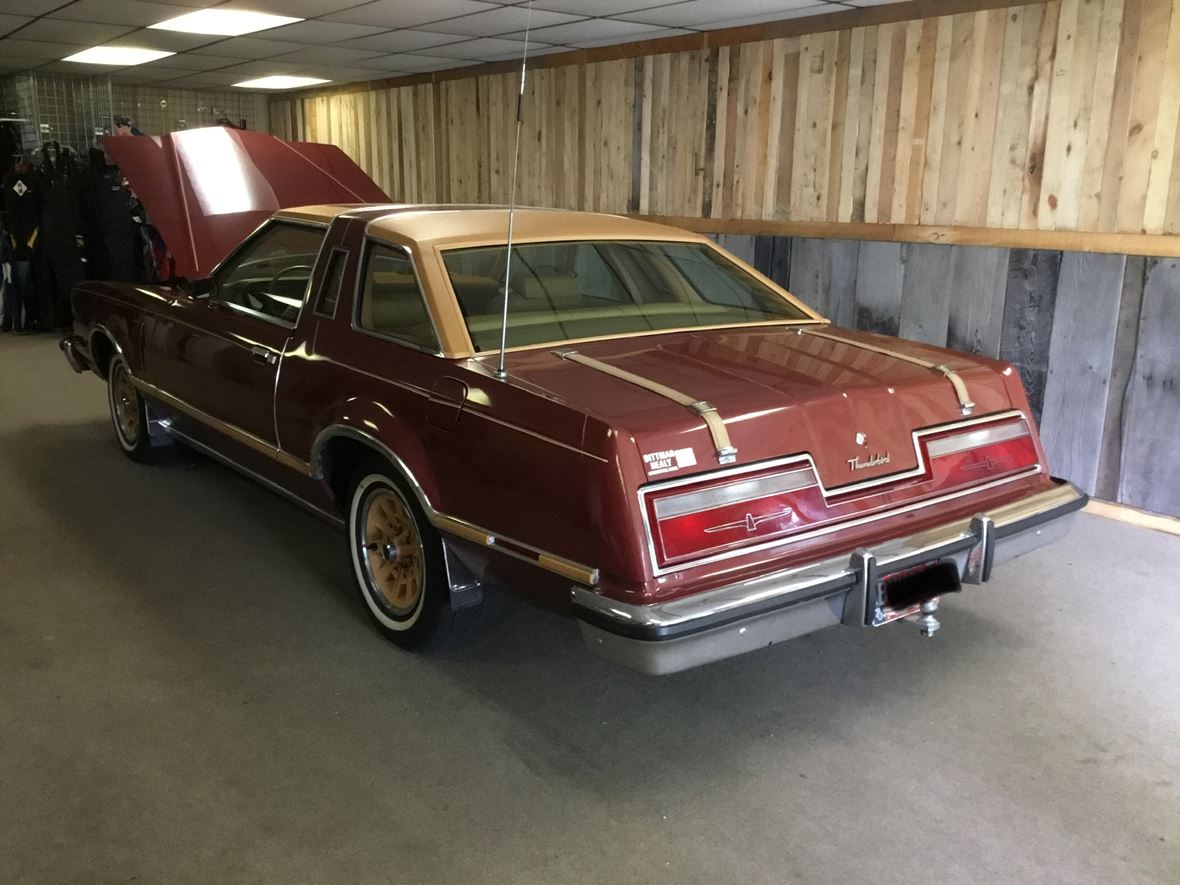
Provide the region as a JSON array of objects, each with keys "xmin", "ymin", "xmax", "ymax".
[{"xmin": 149, "ymin": 219, "xmax": 326, "ymax": 445}]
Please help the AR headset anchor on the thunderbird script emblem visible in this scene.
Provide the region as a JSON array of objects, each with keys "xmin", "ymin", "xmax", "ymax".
[{"xmin": 848, "ymin": 452, "xmax": 890, "ymax": 471}]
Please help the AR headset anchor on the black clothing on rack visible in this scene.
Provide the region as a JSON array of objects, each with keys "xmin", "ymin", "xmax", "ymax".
[
  {"xmin": 2, "ymin": 164, "xmax": 44, "ymax": 261},
  {"xmin": 37, "ymin": 143, "xmax": 89, "ymax": 329}
]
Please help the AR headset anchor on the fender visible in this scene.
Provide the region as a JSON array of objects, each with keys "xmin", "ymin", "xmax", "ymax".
[{"xmin": 309, "ymin": 397, "xmax": 441, "ymax": 516}]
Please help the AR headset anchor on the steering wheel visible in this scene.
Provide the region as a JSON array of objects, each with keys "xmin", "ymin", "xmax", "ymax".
[{"xmin": 267, "ymin": 264, "xmax": 313, "ymax": 294}]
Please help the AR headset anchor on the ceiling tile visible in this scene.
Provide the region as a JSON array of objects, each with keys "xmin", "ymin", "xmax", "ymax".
[
  {"xmin": 5, "ymin": 0, "xmax": 82, "ymax": 13},
  {"xmin": 691, "ymin": 4, "xmax": 833, "ymax": 29},
  {"xmin": 256, "ymin": 20, "xmax": 391, "ymax": 44},
  {"xmin": 158, "ymin": 52, "xmax": 240, "ymax": 70},
  {"xmin": 842, "ymin": 0, "xmax": 909, "ymax": 5},
  {"xmin": 215, "ymin": 58, "xmax": 308, "ymax": 76},
  {"xmin": 34, "ymin": 60, "xmax": 118, "ymax": 75},
  {"xmin": 326, "ymin": 0, "xmax": 502, "ymax": 30},
  {"xmin": 380, "ymin": 53, "xmax": 479, "ymax": 72},
  {"xmin": 272, "ymin": 45, "xmax": 386, "ymax": 65},
  {"xmin": 108, "ymin": 64, "xmax": 192, "ymax": 81},
  {"xmin": 286, "ymin": 64, "xmax": 391, "ymax": 82},
  {"xmin": 217, "ymin": 0, "xmax": 367, "ymax": 17},
  {"xmin": 427, "ymin": 6, "xmax": 584, "ymax": 38},
  {"xmin": 0, "ymin": 56, "xmax": 34, "ymax": 71},
  {"xmin": 571, "ymin": 26, "xmax": 695, "ymax": 48},
  {"xmin": 337, "ymin": 53, "xmax": 413, "ymax": 72},
  {"xmin": 0, "ymin": 38, "xmax": 86, "ymax": 59},
  {"xmin": 336, "ymin": 29, "xmax": 467, "ymax": 53},
  {"xmin": 50, "ymin": 0, "xmax": 202, "ymax": 27},
  {"xmin": 617, "ymin": 0, "xmax": 821, "ymax": 27},
  {"xmin": 17, "ymin": 19, "xmax": 136, "ymax": 44},
  {"xmin": 532, "ymin": 0, "xmax": 684, "ymax": 12},
  {"xmin": 0, "ymin": 14, "xmax": 33, "ymax": 38},
  {"xmin": 202, "ymin": 36, "xmax": 308, "ymax": 58},
  {"xmin": 156, "ymin": 70, "xmax": 243, "ymax": 86},
  {"xmin": 426, "ymin": 36, "xmax": 550, "ymax": 59},
  {"xmin": 102, "ymin": 27, "xmax": 221, "ymax": 51},
  {"xmin": 507, "ymin": 18, "xmax": 666, "ymax": 44}
]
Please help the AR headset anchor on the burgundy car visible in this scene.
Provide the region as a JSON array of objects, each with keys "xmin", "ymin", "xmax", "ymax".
[{"xmin": 61, "ymin": 129, "xmax": 1085, "ymax": 673}]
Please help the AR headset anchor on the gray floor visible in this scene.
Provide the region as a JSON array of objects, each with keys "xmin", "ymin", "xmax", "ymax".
[{"xmin": 2, "ymin": 333, "xmax": 1178, "ymax": 885}]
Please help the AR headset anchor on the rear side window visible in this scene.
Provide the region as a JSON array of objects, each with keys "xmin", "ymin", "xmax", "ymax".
[
  {"xmin": 355, "ymin": 242, "xmax": 439, "ymax": 351},
  {"xmin": 315, "ymin": 248, "xmax": 347, "ymax": 317}
]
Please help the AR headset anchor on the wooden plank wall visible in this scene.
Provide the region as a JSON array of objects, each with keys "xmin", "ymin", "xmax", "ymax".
[
  {"xmin": 729, "ymin": 233, "xmax": 1180, "ymax": 517},
  {"xmin": 270, "ymin": 0, "xmax": 1180, "ymax": 240}
]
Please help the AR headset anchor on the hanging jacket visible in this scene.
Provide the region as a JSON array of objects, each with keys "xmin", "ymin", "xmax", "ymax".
[{"xmin": 2, "ymin": 166, "xmax": 43, "ymax": 261}]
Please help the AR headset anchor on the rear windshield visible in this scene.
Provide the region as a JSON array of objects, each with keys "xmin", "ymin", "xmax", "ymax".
[{"xmin": 441, "ymin": 240, "xmax": 812, "ymax": 351}]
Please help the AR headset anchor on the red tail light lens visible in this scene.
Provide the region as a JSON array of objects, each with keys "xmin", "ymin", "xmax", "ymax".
[
  {"xmin": 923, "ymin": 417, "xmax": 1039, "ymax": 487},
  {"xmin": 642, "ymin": 414, "xmax": 1042, "ymax": 572},
  {"xmin": 645, "ymin": 464, "xmax": 823, "ymax": 568}
]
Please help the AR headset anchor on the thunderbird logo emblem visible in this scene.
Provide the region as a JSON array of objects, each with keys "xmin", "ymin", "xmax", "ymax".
[
  {"xmin": 848, "ymin": 452, "xmax": 890, "ymax": 471},
  {"xmin": 704, "ymin": 508, "xmax": 794, "ymax": 534},
  {"xmin": 962, "ymin": 454, "xmax": 1010, "ymax": 473}
]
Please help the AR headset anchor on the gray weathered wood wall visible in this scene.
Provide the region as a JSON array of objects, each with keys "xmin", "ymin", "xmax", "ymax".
[{"xmin": 707, "ymin": 233, "xmax": 1180, "ymax": 518}]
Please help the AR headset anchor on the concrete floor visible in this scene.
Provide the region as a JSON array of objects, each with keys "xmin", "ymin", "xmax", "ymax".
[{"xmin": 1, "ymin": 333, "xmax": 1178, "ymax": 885}]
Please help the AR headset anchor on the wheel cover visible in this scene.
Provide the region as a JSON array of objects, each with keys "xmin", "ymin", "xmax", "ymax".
[
  {"xmin": 112, "ymin": 363, "xmax": 140, "ymax": 442},
  {"xmin": 360, "ymin": 489, "xmax": 424, "ymax": 616}
]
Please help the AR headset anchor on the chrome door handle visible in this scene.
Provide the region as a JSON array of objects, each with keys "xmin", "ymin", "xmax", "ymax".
[{"xmin": 249, "ymin": 346, "xmax": 278, "ymax": 365}]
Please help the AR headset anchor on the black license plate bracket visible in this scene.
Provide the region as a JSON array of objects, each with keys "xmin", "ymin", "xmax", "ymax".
[{"xmin": 879, "ymin": 561, "xmax": 962, "ymax": 612}]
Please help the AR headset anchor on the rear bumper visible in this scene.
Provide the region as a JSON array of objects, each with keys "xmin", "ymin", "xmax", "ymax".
[{"xmin": 572, "ymin": 479, "xmax": 1087, "ymax": 674}]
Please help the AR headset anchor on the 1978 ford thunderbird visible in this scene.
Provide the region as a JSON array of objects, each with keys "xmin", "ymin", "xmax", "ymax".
[{"xmin": 61, "ymin": 130, "xmax": 1086, "ymax": 673}]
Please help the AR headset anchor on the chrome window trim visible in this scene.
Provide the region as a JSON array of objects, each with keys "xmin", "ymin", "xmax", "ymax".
[
  {"xmin": 313, "ymin": 246, "xmax": 349, "ymax": 319},
  {"xmin": 351, "ymin": 236, "xmax": 445, "ymax": 356},
  {"xmin": 638, "ymin": 409, "xmax": 1032, "ymax": 576}
]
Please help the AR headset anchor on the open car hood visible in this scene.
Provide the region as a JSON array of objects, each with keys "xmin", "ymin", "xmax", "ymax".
[{"xmin": 103, "ymin": 127, "xmax": 389, "ymax": 280}]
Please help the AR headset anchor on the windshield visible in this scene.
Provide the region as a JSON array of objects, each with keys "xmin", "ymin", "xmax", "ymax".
[{"xmin": 441, "ymin": 240, "xmax": 814, "ymax": 351}]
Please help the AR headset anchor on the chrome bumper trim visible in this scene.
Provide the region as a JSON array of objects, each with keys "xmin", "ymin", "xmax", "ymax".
[
  {"xmin": 572, "ymin": 480, "xmax": 1086, "ymax": 670},
  {"xmin": 59, "ymin": 336, "xmax": 90, "ymax": 374}
]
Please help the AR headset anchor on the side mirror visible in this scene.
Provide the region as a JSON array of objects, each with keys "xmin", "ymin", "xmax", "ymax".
[{"xmin": 189, "ymin": 277, "xmax": 215, "ymax": 299}]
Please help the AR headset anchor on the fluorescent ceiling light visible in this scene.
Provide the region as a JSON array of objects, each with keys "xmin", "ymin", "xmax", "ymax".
[
  {"xmin": 63, "ymin": 47, "xmax": 175, "ymax": 66},
  {"xmin": 233, "ymin": 76, "xmax": 330, "ymax": 90},
  {"xmin": 150, "ymin": 10, "xmax": 302, "ymax": 37}
]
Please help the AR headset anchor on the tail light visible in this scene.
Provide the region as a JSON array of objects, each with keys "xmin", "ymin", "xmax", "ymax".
[
  {"xmin": 643, "ymin": 413, "xmax": 1041, "ymax": 571},
  {"xmin": 644, "ymin": 464, "xmax": 827, "ymax": 568},
  {"xmin": 921, "ymin": 416, "xmax": 1039, "ymax": 488}
]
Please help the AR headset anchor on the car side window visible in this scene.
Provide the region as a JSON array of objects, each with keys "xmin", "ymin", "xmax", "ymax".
[
  {"xmin": 214, "ymin": 222, "xmax": 325, "ymax": 325},
  {"xmin": 355, "ymin": 241, "xmax": 439, "ymax": 351},
  {"xmin": 315, "ymin": 248, "xmax": 348, "ymax": 318}
]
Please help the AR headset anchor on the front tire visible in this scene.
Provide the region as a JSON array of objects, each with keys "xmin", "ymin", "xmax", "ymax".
[
  {"xmin": 107, "ymin": 355, "xmax": 152, "ymax": 462},
  {"xmin": 347, "ymin": 461, "xmax": 473, "ymax": 650}
]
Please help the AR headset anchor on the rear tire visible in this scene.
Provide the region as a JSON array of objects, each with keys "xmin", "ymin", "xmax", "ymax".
[
  {"xmin": 347, "ymin": 458, "xmax": 476, "ymax": 650},
  {"xmin": 107, "ymin": 355, "xmax": 153, "ymax": 463}
]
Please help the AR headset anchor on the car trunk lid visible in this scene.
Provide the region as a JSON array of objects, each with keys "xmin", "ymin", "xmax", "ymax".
[{"xmin": 499, "ymin": 324, "xmax": 1017, "ymax": 490}]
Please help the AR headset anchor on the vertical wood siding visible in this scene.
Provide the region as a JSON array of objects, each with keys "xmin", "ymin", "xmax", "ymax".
[
  {"xmin": 270, "ymin": 0, "xmax": 1180, "ymax": 237},
  {"xmin": 760, "ymin": 233, "xmax": 1180, "ymax": 516}
]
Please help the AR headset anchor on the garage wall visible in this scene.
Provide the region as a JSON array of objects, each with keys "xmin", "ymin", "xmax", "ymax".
[
  {"xmin": 719, "ymin": 233, "xmax": 1180, "ymax": 517},
  {"xmin": 265, "ymin": 0, "xmax": 1180, "ymax": 518},
  {"xmin": 269, "ymin": 0, "xmax": 1180, "ymax": 249}
]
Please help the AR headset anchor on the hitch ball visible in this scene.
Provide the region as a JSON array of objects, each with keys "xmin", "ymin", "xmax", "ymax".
[{"xmin": 911, "ymin": 597, "xmax": 940, "ymax": 638}]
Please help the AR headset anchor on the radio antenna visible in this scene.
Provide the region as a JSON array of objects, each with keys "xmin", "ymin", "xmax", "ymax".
[{"xmin": 494, "ymin": 0, "xmax": 534, "ymax": 381}]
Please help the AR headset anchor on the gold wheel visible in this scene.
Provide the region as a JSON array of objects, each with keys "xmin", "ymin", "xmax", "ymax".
[
  {"xmin": 360, "ymin": 488, "xmax": 425, "ymax": 617},
  {"xmin": 111, "ymin": 361, "xmax": 140, "ymax": 443}
]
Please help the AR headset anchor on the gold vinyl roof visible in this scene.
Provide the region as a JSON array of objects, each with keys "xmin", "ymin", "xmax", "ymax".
[{"xmin": 273, "ymin": 204, "xmax": 707, "ymax": 248}]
